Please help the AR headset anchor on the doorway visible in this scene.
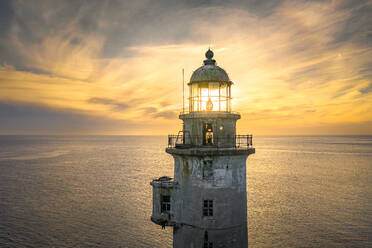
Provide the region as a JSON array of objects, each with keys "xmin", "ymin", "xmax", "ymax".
[{"xmin": 203, "ymin": 123, "xmax": 213, "ymax": 145}]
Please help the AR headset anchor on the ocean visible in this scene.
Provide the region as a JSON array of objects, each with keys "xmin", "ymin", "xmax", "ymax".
[{"xmin": 0, "ymin": 135, "xmax": 371, "ymax": 247}]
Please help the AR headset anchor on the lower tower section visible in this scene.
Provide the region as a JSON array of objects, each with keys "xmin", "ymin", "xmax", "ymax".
[{"xmin": 151, "ymin": 147, "xmax": 254, "ymax": 248}]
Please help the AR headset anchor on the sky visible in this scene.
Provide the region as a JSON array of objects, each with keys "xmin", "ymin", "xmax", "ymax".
[{"xmin": 0, "ymin": 0, "xmax": 371, "ymax": 135}]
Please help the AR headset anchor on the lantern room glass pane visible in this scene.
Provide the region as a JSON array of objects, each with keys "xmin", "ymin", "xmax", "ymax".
[
  {"xmin": 191, "ymin": 84, "xmax": 199, "ymax": 112},
  {"xmin": 201, "ymin": 88, "xmax": 209, "ymax": 111},
  {"xmin": 220, "ymin": 100, "xmax": 227, "ymax": 112},
  {"xmin": 220, "ymin": 84, "xmax": 226, "ymax": 97},
  {"xmin": 189, "ymin": 82, "xmax": 231, "ymax": 112}
]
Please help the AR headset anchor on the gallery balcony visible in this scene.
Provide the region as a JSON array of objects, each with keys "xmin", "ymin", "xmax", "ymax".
[
  {"xmin": 150, "ymin": 176, "xmax": 178, "ymax": 227},
  {"xmin": 166, "ymin": 134, "xmax": 255, "ymax": 156}
]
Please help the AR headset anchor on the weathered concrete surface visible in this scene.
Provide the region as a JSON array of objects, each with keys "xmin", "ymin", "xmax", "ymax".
[
  {"xmin": 180, "ymin": 112, "xmax": 240, "ymax": 147},
  {"xmin": 173, "ymin": 225, "xmax": 248, "ymax": 248},
  {"xmin": 150, "ymin": 178, "xmax": 177, "ymax": 225},
  {"xmin": 170, "ymin": 154, "xmax": 249, "ymax": 229}
]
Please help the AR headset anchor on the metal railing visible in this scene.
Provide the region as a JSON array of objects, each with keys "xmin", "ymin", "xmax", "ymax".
[
  {"xmin": 179, "ymin": 110, "xmax": 241, "ymax": 115},
  {"xmin": 168, "ymin": 134, "xmax": 185, "ymax": 148},
  {"xmin": 235, "ymin": 135, "xmax": 253, "ymax": 148},
  {"xmin": 167, "ymin": 134, "xmax": 253, "ymax": 148}
]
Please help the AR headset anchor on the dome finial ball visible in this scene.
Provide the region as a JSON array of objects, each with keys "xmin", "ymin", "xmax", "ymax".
[{"xmin": 205, "ymin": 49, "xmax": 214, "ymax": 59}]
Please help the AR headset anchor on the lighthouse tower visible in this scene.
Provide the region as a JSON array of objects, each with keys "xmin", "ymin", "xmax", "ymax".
[{"xmin": 150, "ymin": 50, "xmax": 255, "ymax": 248}]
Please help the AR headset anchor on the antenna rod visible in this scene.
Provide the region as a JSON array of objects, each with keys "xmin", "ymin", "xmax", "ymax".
[{"xmin": 182, "ymin": 68, "xmax": 185, "ymax": 113}]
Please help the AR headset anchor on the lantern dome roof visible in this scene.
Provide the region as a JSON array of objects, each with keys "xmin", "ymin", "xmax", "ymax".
[{"xmin": 189, "ymin": 49, "xmax": 231, "ymax": 84}]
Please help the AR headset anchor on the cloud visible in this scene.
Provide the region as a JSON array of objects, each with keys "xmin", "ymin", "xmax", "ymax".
[
  {"xmin": 153, "ymin": 111, "xmax": 178, "ymax": 120},
  {"xmin": 0, "ymin": 101, "xmax": 133, "ymax": 134},
  {"xmin": 0, "ymin": 0, "xmax": 371, "ymax": 134},
  {"xmin": 141, "ymin": 107, "xmax": 157, "ymax": 114},
  {"xmin": 87, "ymin": 97, "xmax": 129, "ymax": 111},
  {"xmin": 0, "ymin": 101, "xmax": 181, "ymax": 135},
  {"xmin": 359, "ymin": 82, "xmax": 372, "ymax": 94}
]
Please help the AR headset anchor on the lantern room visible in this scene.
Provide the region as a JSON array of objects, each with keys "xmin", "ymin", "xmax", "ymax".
[{"xmin": 188, "ymin": 49, "xmax": 232, "ymax": 113}]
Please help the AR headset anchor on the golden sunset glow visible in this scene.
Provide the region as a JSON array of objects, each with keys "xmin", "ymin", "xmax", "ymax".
[{"xmin": 0, "ymin": 0, "xmax": 371, "ymax": 135}]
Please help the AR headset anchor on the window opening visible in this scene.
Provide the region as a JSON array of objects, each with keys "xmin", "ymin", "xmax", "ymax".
[
  {"xmin": 161, "ymin": 195, "xmax": 171, "ymax": 212},
  {"xmin": 203, "ymin": 200, "xmax": 213, "ymax": 217}
]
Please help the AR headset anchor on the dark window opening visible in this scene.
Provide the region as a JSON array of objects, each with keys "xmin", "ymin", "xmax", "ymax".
[
  {"xmin": 203, "ymin": 200, "xmax": 213, "ymax": 217},
  {"xmin": 203, "ymin": 123, "xmax": 213, "ymax": 145},
  {"xmin": 203, "ymin": 231, "xmax": 213, "ymax": 248},
  {"xmin": 161, "ymin": 195, "xmax": 171, "ymax": 212},
  {"xmin": 204, "ymin": 241, "xmax": 213, "ymax": 248},
  {"xmin": 203, "ymin": 160, "xmax": 213, "ymax": 180}
]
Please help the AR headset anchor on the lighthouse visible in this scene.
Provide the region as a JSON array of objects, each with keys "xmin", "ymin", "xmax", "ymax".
[{"xmin": 150, "ymin": 49, "xmax": 255, "ymax": 247}]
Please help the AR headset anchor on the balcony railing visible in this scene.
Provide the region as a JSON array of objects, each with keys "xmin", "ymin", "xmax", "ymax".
[
  {"xmin": 167, "ymin": 134, "xmax": 253, "ymax": 148},
  {"xmin": 179, "ymin": 110, "xmax": 241, "ymax": 115}
]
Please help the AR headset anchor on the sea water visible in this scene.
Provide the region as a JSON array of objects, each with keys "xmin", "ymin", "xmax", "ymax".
[{"xmin": 0, "ymin": 135, "xmax": 371, "ymax": 247}]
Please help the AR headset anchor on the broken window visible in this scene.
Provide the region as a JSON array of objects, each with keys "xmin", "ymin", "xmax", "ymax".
[
  {"xmin": 203, "ymin": 123, "xmax": 213, "ymax": 145},
  {"xmin": 203, "ymin": 231, "xmax": 213, "ymax": 248},
  {"xmin": 203, "ymin": 200, "xmax": 213, "ymax": 217},
  {"xmin": 161, "ymin": 195, "xmax": 171, "ymax": 212}
]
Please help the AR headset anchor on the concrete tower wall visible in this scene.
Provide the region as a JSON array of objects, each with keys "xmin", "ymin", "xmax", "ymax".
[
  {"xmin": 173, "ymin": 225, "xmax": 248, "ymax": 248},
  {"xmin": 170, "ymin": 154, "xmax": 248, "ymax": 228}
]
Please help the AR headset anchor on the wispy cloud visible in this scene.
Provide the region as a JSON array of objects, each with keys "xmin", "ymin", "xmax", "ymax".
[
  {"xmin": 0, "ymin": 0, "xmax": 371, "ymax": 134},
  {"xmin": 87, "ymin": 97, "xmax": 129, "ymax": 111}
]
